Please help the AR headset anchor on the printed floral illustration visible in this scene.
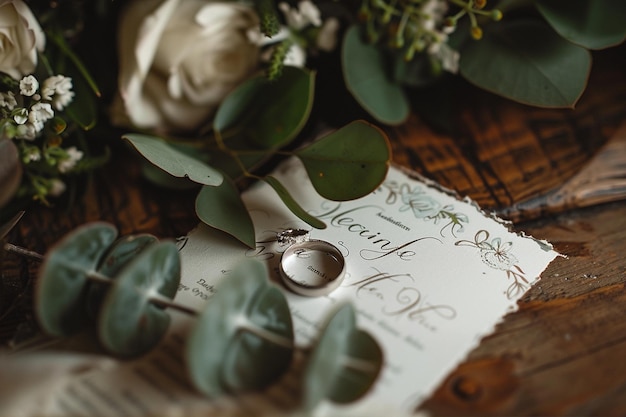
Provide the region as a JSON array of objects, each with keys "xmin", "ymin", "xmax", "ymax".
[
  {"xmin": 455, "ymin": 230, "xmax": 529, "ymax": 299},
  {"xmin": 378, "ymin": 180, "xmax": 469, "ymax": 237}
]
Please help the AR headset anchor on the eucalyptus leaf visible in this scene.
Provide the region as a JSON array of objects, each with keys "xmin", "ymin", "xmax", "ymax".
[
  {"xmin": 296, "ymin": 120, "xmax": 391, "ymax": 201},
  {"xmin": 263, "ymin": 176, "xmax": 326, "ymax": 229},
  {"xmin": 36, "ymin": 223, "xmax": 118, "ymax": 337},
  {"xmin": 86, "ymin": 234, "xmax": 158, "ymax": 318},
  {"xmin": 536, "ymin": 0, "xmax": 626, "ymax": 49},
  {"xmin": 195, "ymin": 177, "xmax": 256, "ymax": 248},
  {"xmin": 214, "ymin": 66, "xmax": 314, "ymax": 150},
  {"xmin": 327, "ymin": 330, "xmax": 383, "ymax": 404},
  {"xmin": 0, "ymin": 139, "xmax": 22, "ymax": 208},
  {"xmin": 187, "ymin": 260, "xmax": 294, "ymax": 397},
  {"xmin": 342, "ymin": 25, "xmax": 410, "ymax": 125},
  {"xmin": 302, "ymin": 303, "xmax": 382, "ymax": 411},
  {"xmin": 123, "ymin": 134, "xmax": 223, "ymax": 186},
  {"xmin": 460, "ymin": 19, "xmax": 591, "ymax": 108},
  {"xmin": 98, "ymin": 241, "xmax": 181, "ymax": 357}
]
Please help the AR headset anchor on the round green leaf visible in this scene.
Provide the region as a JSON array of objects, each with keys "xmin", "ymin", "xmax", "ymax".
[
  {"xmin": 86, "ymin": 234, "xmax": 158, "ymax": 319},
  {"xmin": 36, "ymin": 223, "xmax": 118, "ymax": 337},
  {"xmin": 195, "ymin": 178, "xmax": 256, "ymax": 248},
  {"xmin": 214, "ymin": 66, "xmax": 314, "ymax": 149},
  {"xmin": 123, "ymin": 134, "xmax": 223, "ymax": 186},
  {"xmin": 187, "ymin": 260, "xmax": 294, "ymax": 397},
  {"xmin": 460, "ymin": 19, "xmax": 591, "ymax": 108},
  {"xmin": 296, "ymin": 120, "xmax": 391, "ymax": 201},
  {"xmin": 98, "ymin": 241, "xmax": 181, "ymax": 357},
  {"xmin": 0, "ymin": 139, "xmax": 22, "ymax": 208},
  {"xmin": 342, "ymin": 25, "xmax": 410, "ymax": 125},
  {"xmin": 536, "ymin": 0, "xmax": 626, "ymax": 50},
  {"xmin": 327, "ymin": 330, "xmax": 383, "ymax": 404},
  {"xmin": 302, "ymin": 303, "xmax": 382, "ymax": 411}
]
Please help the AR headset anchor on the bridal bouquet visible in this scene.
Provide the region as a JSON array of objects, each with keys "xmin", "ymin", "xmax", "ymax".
[{"xmin": 1, "ymin": 0, "xmax": 624, "ymax": 244}]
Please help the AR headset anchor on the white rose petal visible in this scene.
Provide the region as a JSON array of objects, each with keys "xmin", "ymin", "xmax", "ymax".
[
  {"xmin": 115, "ymin": 0, "xmax": 261, "ymax": 134},
  {"xmin": 0, "ymin": 1, "xmax": 46, "ymax": 79}
]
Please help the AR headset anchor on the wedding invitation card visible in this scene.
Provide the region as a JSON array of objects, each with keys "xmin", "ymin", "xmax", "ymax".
[
  {"xmin": 173, "ymin": 158, "xmax": 558, "ymax": 415},
  {"xmin": 3, "ymin": 159, "xmax": 558, "ymax": 416}
]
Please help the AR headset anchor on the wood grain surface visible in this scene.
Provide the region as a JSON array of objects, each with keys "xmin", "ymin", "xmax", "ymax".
[{"xmin": 1, "ymin": 46, "xmax": 626, "ymax": 415}]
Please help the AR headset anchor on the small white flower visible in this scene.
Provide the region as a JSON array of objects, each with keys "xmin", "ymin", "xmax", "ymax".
[
  {"xmin": 279, "ymin": 0, "xmax": 322, "ymax": 30},
  {"xmin": 57, "ymin": 146, "xmax": 83, "ymax": 173},
  {"xmin": 284, "ymin": 44, "xmax": 306, "ymax": 67},
  {"xmin": 0, "ymin": 92, "xmax": 17, "ymax": 109},
  {"xmin": 316, "ymin": 17, "xmax": 339, "ymax": 52},
  {"xmin": 42, "ymin": 75, "xmax": 75, "ymax": 110},
  {"xmin": 13, "ymin": 108, "xmax": 28, "ymax": 125},
  {"xmin": 15, "ymin": 123, "xmax": 37, "ymax": 140},
  {"xmin": 433, "ymin": 43, "xmax": 460, "ymax": 73},
  {"xmin": 19, "ymin": 75, "xmax": 39, "ymax": 96},
  {"xmin": 24, "ymin": 147, "xmax": 40, "ymax": 161},
  {"xmin": 28, "ymin": 102, "xmax": 54, "ymax": 127},
  {"xmin": 48, "ymin": 179, "xmax": 66, "ymax": 196}
]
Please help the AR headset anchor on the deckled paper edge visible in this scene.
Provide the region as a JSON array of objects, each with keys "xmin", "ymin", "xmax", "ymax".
[{"xmin": 392, "ymin": 162, "xmax": 563, "ymax": 257}]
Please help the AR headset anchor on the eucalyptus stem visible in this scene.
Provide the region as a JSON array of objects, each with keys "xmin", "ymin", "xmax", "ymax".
[
  {"xmin": 3, "ymin": 243, "xmax": 198, "ymax": 316},
  {"xmin": 242, "ymin": 321, "xmax": 295, "ymax": 350},
  {"xmin": 341, "ymin": 356, "xmax": 380, "ymax": 373}
]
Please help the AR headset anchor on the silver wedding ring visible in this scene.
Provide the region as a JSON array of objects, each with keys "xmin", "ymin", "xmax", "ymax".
[{"xmin": 277, "ymin": 230, "xmax": 345, "ymax": 297}]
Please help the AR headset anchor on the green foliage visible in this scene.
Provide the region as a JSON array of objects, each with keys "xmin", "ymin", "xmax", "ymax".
[
  {"xmin": 35, "ymin": 222, "xmax": 118, "ymax": 336},
  {"xmin": 98, "ymin": 241, "xmax": 181, "ymax": 357},
  {"xmin": 303, "ymin": 303, "xmax": 383, "ymax": 411},
  {"xmin": 342, "ymin": 25, "xmax": 410, "ymax": 126},
  {"xmin": 86, "ymin": 234, "xmax": 158, "ymax": 319},
  {"xmin": 296, "ymin": 120, "xmax": 391, "ymax": 201},
  {"xmin": 28, "ymin": 226, "xmax": 383, "ymax": 409},
  {"xmin": 460, "ymin": 19, "xmax": 591, "ymax": 108},
  {"xmin": 123, "ymin": 134, "xmax": 224, "ymax": 186},
  {"xmin": 535, "ymin": 0, "xmax": 626, "ymax": 50},
  {"xmin": 255, "ymin": 0, "xmax": 281, "ymax": 37},
  {"xmin": 186, "ymin": 260, "xmax": 294, "ymax": 396},
  {"xmin": 195, "ymin": 178, "xmax": 257, "ymax": 248},
  {"xmin": 345, "ymin": 0, "xmax": 626, "ymax": 122},
  {"xmin": 130, "ymin": 68, "xmax": 392, "ymax": 247},
  {"xmin": 214, "ymin": 66, "xmax": 314, "ymax": 150}
]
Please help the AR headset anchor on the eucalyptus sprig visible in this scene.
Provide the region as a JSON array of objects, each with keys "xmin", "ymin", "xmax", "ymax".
[
  {"xmin": 343, "ymin": 0, "xmax": 626, "ymax": 125},
  {"xmin": 4, "ymin": 220, "xmax": 383, "ymax": 411},
  {"xmin": 124, "ymin": 66, "xmax": 392, "ymax": 248}
]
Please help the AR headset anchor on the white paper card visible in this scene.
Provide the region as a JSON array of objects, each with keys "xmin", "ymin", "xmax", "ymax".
[{"xmin": 173, "ymin": 158, "xmax": 558, "ymax": 415}]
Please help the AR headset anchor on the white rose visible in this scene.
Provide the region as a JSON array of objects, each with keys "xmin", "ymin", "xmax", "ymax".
[
  {"xmin": 114, "ymin": 0, "xmax": 262, "ymax": 134},
  {"xmin": 0, "ymin": 0, "xmax": 45, "ymax": 80}
]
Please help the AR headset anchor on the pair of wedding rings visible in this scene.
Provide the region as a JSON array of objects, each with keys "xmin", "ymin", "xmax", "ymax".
[{"xmin": 277, "ymin": 229, "xmax": 346, "ymax": 297}]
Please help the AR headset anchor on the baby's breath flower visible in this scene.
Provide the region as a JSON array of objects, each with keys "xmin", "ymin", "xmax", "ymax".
[
  {"xmin": 28, "ymin": 102, "xmax": 54, "ymax": 128},
  {"xmin": 279, "ymin": 0, "xmax": 322, "ymax": 30},
  {"xmin": 57, "ymin": 146, "xmax": 83, "ymax": 173},
  {"xmin": 48, "ymin": 178, "xmax": 67, "ymax": 197},
  {"xmin": 19, "ymin": 75, "xmax": 39, "ymax": 97},
  {"xmin": 317, "ymin": 17, "xmax": 340, "ymax": 51},
  {"xmin": 13, "ymin": 108, "xmax": 28, "ymax": 125},
  {"xmin": 0, "ymin": 92, "xmax": 17, "ymax": 109},
  {"xmin": 42, "ymin": 75, "xmax": 75, "ymax": 110},
  {"xmin": 22, "ymin": 145, "xmax": 41, "ymax": 162},
  {"xmin": 15, "ymin": 123, "xmax": 37, "ymax": 140}
]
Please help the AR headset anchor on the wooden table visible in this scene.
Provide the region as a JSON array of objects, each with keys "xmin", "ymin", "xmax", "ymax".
[{"xmin": 2, "ymin": 47, "xmax": 626, "ymax": 416}]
